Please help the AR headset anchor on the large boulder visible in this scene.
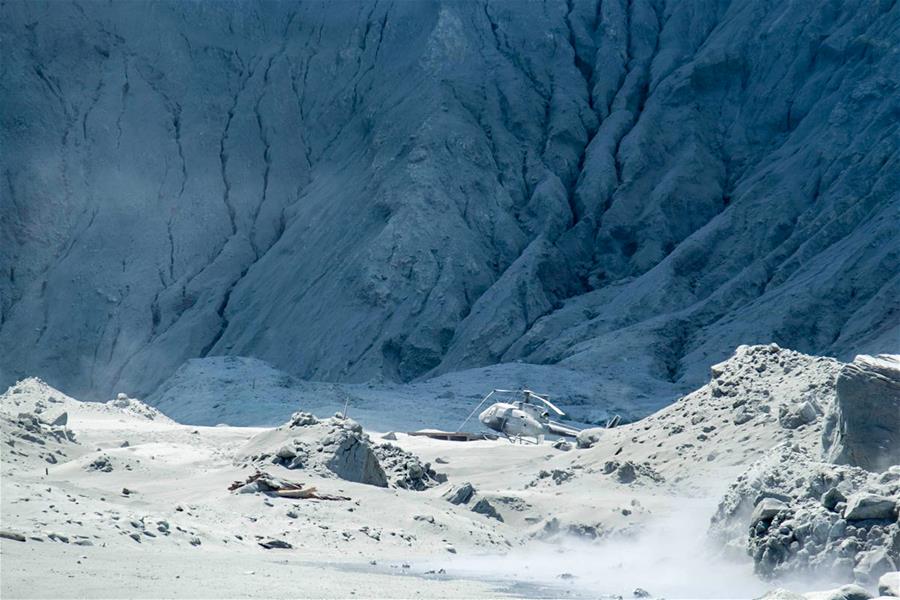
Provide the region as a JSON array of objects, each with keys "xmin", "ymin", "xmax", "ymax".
[
  {"xmin": 576, "ymin": 428, "xmax": 604, "ymax": 449},
  {"xmin": 843, "ymin": 493, "xmax": 898, "ymax": 521},
  {"xmin": 322, "ymin": 423, "xmax": 388, "ymax": 488},
  {"xmin": 823, "ymin": 355, "xmax": 900, "ymax": 472},
  {"xmin": 444, "ymin": 482, "xmax": 476, "ymax": 505},
  {"xmin": 751, "ymin": 498, "xmax": 790, "ymax": 525}
]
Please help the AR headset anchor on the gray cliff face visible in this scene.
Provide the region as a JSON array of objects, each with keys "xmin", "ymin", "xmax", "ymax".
[
  {"xmin": 1, "ymin": 0, "xmax": 898, "ymax": 401},
  {"xmin": 824, "ymin": 355, "xmax": 900, "ymax": 472}
]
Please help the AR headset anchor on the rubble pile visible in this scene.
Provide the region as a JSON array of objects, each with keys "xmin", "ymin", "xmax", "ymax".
[
  {"xmin": 240, "ymin": 412, "xmax": 443, "ymax": 490},
  {"xmin": 373, "ymin": 443, "xmax": 445, "ymax": 490},
  {"xmin": 1, "ymin": 411, "xmax": 77, "ymax": 467},
  {"xmin": 708, "ymin": 353, "xmax": 900, "ymax": 594},
  {"xmin": 712, "ymin": 444, "xmax": 900, "ymax": 587},
  {"xmin": 106, "ymin": 392, "xmax": 170, "ymax": 422}
]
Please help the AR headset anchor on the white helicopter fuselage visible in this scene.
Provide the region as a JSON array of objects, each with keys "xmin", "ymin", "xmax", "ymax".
[{"xmin": 479, "ymin": 401, "xmax": 549, "ymax": 439}]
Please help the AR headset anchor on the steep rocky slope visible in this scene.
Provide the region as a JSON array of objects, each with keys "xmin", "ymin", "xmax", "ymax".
[{"xmin": 1, "ymin": 0, "xmax": 898, "ymax": 401}]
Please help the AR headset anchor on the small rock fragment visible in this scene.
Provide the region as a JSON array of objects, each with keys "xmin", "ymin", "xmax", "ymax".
[
  {"xmin": 444, "ymin": 482, "xmax": 475, "ymax": 505},
  {"xmin": 471, "ymin": 498, "xmax": 503, "ymax": 522},
  {"xmin": 259, "ymin": 539, "xmax": 292, "ymax": 549},
  {"xmin": 0, "ymin": 531, "xmax": 26, "ymax": 542}
]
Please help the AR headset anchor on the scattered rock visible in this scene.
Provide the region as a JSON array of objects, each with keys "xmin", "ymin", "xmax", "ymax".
[
  {"xmin": 821, "ymin": 488, "xmax": 847, "ymax": 511},
  {"xmin": 712, "ymin": 444, "xmax": 900, "ymax": 583},
  {"xmin": 734, "ymin": 409, "xmax": 755, "ymax": 425},
  {"xmin": 616, "ymin": 462, "xmax": 637, "ymax": 484},
  {"xmin": 751, "ymin": 498, "xmax": 789, "ymax": 525},
  {"xmin": 288, "ymin": 412, "xmax": 318, "ymax": 428},
  {"xmin": 275, "ymin": 446, "xmax": 297, "ymax": 460},
  {"xmin": 87, "ymin": 456, "xmax": 113, "ymax": 473},
  {"xmin": 381, "ymin": 432, "xmax": 398, "ymax": 441},
  {"xmin": 374, "ymin": 444, "xmax": 444, "ymax": 490},
  {"xmin": 855, "ymin": 548, "xmax": 898, "ymax": 585},
  {"xmin": 633, "ymin": 588, "xmax": 651, "ymax": 598},
  {"xmin": 552, "ymin": 439, "xmax": 573, "ymax": 451},
  {"xmin": 0, "ymin": 530, "xmax": 26, "ymax": 542},
  {"xmin": 471, "ymin": 498, "xmax": 503, "ymax": 522},
  {"xmin": 258, "ymin": 539, "xmax": 293, "ymax": 549},
  {"xmin": 444, "ymin": 483, "xmax": 475, "ymax": 505},
  {"xmin": 576, "ymin": 428, "xmax": 603, "ymax": 449},
  {"xmin": 778, "ymin": 401, "xmax": 818, "ymax": 429}
]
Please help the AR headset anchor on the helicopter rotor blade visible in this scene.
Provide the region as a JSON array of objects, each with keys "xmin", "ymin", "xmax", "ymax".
[{"xmin": 523, "ymin": 390, "xmax": 565, "ymax": 416}]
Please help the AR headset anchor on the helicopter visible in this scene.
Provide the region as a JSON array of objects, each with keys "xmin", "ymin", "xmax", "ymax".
[{"xmin": 457, "ymin": 389, "xmax": 582, "ymax": 444}]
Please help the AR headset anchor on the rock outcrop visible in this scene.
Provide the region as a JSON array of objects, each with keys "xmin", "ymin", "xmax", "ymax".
[{"xmin": 823, "ymin": 355, "xmax": 900, "ymax": 472}]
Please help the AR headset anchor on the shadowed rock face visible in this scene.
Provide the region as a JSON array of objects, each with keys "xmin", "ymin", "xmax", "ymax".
[
  {"xmin": 1, "ymin": 0, "xmax": 898, "ymax": 401},
  {"xmin": 824, "ymin": 355, "xmax": 900, "ymax": 472}
]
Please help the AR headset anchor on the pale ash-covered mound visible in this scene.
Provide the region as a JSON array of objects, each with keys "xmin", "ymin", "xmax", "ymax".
[
  {"xmin": 1, "ymin": 378, "xmax": 170, "ymax": 470},
  {"xmin": 577, "ymin": 344, "xmax": 842, "ymax": 467},
  {"xmin": 2, "ymin": 0, "xmax": 897, "ymax": 407},
  {"xmin": 710, "ymin": 355, "xmax": 900, "ymax": 591},
  {"xmin": 237, "ymin": 412, "xmax": 444, "ymax": 490}
]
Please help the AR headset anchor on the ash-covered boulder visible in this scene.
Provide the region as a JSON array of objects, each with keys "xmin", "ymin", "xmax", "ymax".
[
  {"xmin": 751, "ymin": 498, "xmax": 790, "ymax": 526},
  {"xmin": 322, "ymin": 423, "xmax": 388, "ymax": 487},
  {"xmin": 288, "ymin": 412, "xmax": 319, "ymax": 427},
  {"xmin": 107, "ymin": 392, "xmax": 170, "ymax": 422},
  {"xmin": 444, "ymin": 482, "xmax": 476, "ymax": 505},
  {"xmin": 576, "ymin": 428, "xmax": 604, "ymax": 449},
  {"xmin": 471, "ymin": 498, "xmax": 503, "ymax": 522},
  {"xmin": 823, "ymin": 355, "xmax": 900, "ymax": 472},
  {"xmin": 879, "ymin": 571, "xmax": 900, "ymax": 597},
  {"xmin": 843, "ymin": 494, "xmax": 898, "ymax": 521},
  {"xmin": 804, "ymin": 584, "xmax": 873, "ymax": 600},
  {"xmin": 778, "ymin": 400, "xmax": 820, "ymax": 430}
]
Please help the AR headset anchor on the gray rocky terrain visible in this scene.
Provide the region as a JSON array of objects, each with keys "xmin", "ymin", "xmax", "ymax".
[
  {"xmin": 2, "ymin": 0, "xmax": 898, "ymax": 411},
  {"xmin": 2, "ymin": 345, "xmax": 897, "ymax": 598}
]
